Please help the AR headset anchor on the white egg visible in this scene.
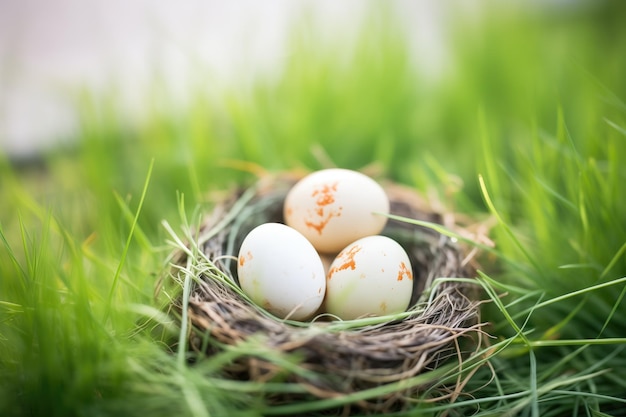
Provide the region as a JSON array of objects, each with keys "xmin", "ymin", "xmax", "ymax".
[
  {"xmin": 325, "ymin": 235, "xmax": 413, "ymax": 320},
  {"xmin": 237, "ymin": 223, "xmax": 326, "ymax": 321},
  {"xmin": 284, "ymin": 169, "xmax": 390, "ymax": 254}
]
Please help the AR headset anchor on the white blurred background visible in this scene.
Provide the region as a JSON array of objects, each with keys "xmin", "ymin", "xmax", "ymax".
[{"xmin": 0, "ymin": 0, "xmax": 584, "ymax": 158}]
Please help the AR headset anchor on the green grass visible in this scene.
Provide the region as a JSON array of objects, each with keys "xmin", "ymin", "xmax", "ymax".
[{"xmin": 2, "ymin": 2, "xmax": 626, "ymax": 416}]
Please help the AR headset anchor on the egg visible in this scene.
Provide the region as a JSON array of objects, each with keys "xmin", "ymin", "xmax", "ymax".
[
  {"xmin": 237, "ymin": 223, "xmax": 326, "ymax": 321},
  {"xmin": 325, "ymin": 235, "xmax": 413, "ymax": 320},
  {"xmin": 284, "ymin": 169, "xmax": 390, "ymax": 253}
]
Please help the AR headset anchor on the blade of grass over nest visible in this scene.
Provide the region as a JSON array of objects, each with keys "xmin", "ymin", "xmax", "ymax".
[
  {"xmin": 166, "ymin": 193, "xmax": 230, "ymax": 366},
  {"xmin": 382, "ymin": 212, "xmax": 494, "ymax": 254},
  {"xmin": 105, "ymin": 159, "xmax": 154, "ymax": 321},
  {"xmin": 381, "ymin": 212, "xmax": 535, "ymax": 280},
  {"xmin": 162, "ymin": 220, "xmax": 194, "ymax": 259},
  {"xmin": 162, "ymin": 198, "xmax": 248, "ymax": 303}
]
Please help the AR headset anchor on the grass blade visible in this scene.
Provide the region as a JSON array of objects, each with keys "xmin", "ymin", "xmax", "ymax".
[{"xmin": 105, "ymin": 159, "xmax": 154, "ymax": 321}]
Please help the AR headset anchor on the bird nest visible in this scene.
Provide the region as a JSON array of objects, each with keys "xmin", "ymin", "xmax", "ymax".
[{"xmin": 163, "ymin": 172, "xmax": 489, "ymax": 414}]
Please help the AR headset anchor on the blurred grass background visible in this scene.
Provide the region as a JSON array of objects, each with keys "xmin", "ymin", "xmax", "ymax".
[{"xmin": 2, "ymin": 1, "xmax": 626, "ymax": 416}]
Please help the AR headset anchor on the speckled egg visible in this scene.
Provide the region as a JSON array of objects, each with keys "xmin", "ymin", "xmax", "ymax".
[
  {"xmin": 283, "ymin": 169, "xmax": 390, "ymax": 254},
  {"xmin": 325, "ymin": 235, "xmax": 414, "ymax": 320},
  {"xmin": 237, "ymin": 223, "xmax": 326, "ymax": 321}
]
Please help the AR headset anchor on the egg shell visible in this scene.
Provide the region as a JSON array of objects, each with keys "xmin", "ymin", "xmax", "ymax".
[
  {"xmin": 237, "ymin": 223, "xmax": 326, "ymax": 321},
  {"xmin": 325, "ymin": 235, "xmax": 413, "ymax": 320},
  {"xmin": 283, "ymin": 169, "xmax": 390, "ymax": 254}
]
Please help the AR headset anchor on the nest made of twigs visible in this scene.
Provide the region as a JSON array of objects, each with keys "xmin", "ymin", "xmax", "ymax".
[{"xmin": 166, "ymin": 172, "xmax": 488, "ymax": 414}]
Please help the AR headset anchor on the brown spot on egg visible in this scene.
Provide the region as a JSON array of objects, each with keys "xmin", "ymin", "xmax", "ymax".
[
  {"xmin": 239, "ymin": 250, "xmax": 253, "ymax": 267},
  {"xmin": 397, "ymin": 261, "xmax": 413, "ymax": 281},
  {"xmin": 380, "ymin": 301, "xmax": 387, "ymax": 313},
  {"xmin": 312, "ymin": 182, "xmax": 338, "ymax": 206},
  {"xmin": 327, "ymin": 244, "xmax": 361, "ymax": 279},
  {"xmin": 304, "ymin": 209, "xmax": 342, "ymax": 235},
  {"xmin": 304, "ymin": 181, "xmax": 342, "ymax": 235}
]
